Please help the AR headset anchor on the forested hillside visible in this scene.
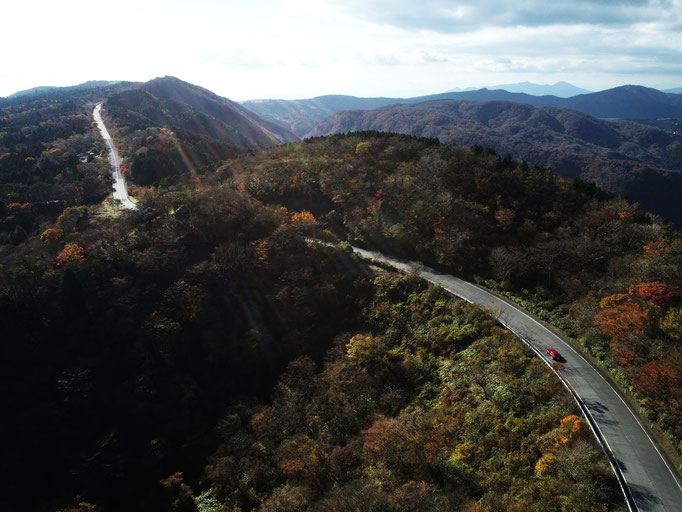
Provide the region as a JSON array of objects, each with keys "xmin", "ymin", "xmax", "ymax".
[
  {"xmin": 0, "ymin": 182, "xmax": 370, "ymax": 510},
  {"xmin": 219, "ymin": 133, "xmax": 682, "ymax": 458},
  {"xmin": 308, "ymin": 101, "xmax": 682, "ymax": 227},
  {"xmin": 0, "ymin": 77, "xmax": 299, "ymax": 249},
  {"xmin": 4, "ymin": 76, "xmax": 681, "ymax": 511},
  {"xmin": 0, "ymin": 82, "xmax": 134, "ymax": 245},
  {"xmin": 0, "ymin": 131, "xmax": 632, "ymax": 511}
]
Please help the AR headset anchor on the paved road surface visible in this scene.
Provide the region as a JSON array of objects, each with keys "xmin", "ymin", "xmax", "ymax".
[
  {"xmin": 351, "ymin": 246, "xmax": 682, "ymax": 512},
  {"xmin": 93, "ymin": 103, "xmax": 137, "ymax": 210}
]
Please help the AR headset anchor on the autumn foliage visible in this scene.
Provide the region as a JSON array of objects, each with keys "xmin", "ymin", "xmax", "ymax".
[
  {"xmin": 630, "ymin": 281, "xmax": 678, "ymax": 306},
  {"xmin": 595, "ymin": 279, "xmax": 682, "ymax": 420},
  {"xmin": 535, "ymin": 452, "xmax": 557, "ymax": 476},
  {"xmin": 290, "ymin": 210, "xmax": 317, "ymax": 225},
  {"xmin": 637, "ymin": 361, "xmax": 678, "ymax": 399},
  {"xmin": 40, "ymin": 227, "xmax": 64, "ymax": 244},
  {"xmin": 53, "ymin": 244, "xmax": 86, "ymax": 269},
  {"xmin": 660, "ymin": 307, "xmax": 682, "ymax": 340},
  {"xmin": 159, "ymin": 471, "xmax": 184, "ymax": 489},
  {"xmin": 0, "ymin": 132, "xmax": 636, "ymax": 510},
  {"xmin": 355, "ymin": 141, "xmax": 371, "ymax": 156},
  {"xmin": 643, "ymin": 238, "xmax": 669, "ymax": 257},
  {"xmin": 595, "ymin": 294, "xmax": 650, "ymax": 342},
  {"xmin": 201, "ymin": 274, "xmax": 618, "ymax": 511}
]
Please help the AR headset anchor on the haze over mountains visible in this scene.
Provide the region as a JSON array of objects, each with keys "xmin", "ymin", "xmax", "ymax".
[
  {"xmin": 447, "ymin": 81, "xmax": 592, "ymax": 97},
  {"xmin": 242, "ymin": 84, "xmax": 682, "ymax": 138},
  {"xmin": 3, "ymin": 81, "xmax": 124, "ymax": 100}
]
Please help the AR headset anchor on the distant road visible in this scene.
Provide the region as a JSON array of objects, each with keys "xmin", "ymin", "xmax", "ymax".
[
  {"xmin": 93, "ymin": 103, "xmax": 136, "ymax": 210},
  {"xmin": 351, "ymin": 246, "xmax": 682, "ymax": 512}
]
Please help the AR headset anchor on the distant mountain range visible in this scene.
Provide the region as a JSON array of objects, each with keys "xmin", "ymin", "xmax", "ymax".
[
  {"xmin": 664, "ymin": 87, "xmax": 682, "ymax": 94},
  {"xmin": 448, "ymin": 81, "xmax": 591, "ymax": 97},
  {"xmin": 308, "ymin": 99, "xmax": 682, "ymax": 227},
  {"xmin": 242, "ymin": 85, "xmax": 682, "ymax": 138}
]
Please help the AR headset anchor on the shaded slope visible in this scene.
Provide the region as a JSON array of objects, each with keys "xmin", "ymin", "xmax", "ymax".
[
  {"xmin": 104, "ymin": 76, "xmax": 298, "ymax": 184},
  {"xmin": 107, "ymin": 76, "xmax": 297, "ymax": 148}
]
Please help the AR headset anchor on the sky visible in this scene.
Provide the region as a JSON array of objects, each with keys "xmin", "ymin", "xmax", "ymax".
[{"xmin": 3, "ymin": 0, "xmax": 682, "ymax": 100}]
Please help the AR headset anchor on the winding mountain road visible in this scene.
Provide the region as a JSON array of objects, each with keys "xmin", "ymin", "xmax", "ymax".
[
  {"xmin": 350, "ymin": 246, "xmax": 682, "ymax": 512},
  {"xmin": 93, "ymin": 103, "xmax": 136, "ymax": 210}
]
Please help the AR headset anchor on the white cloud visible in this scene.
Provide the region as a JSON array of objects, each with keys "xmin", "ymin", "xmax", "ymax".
[{"xmin": 1, "ymin": 0, "xmax": 681, "ymax": 98}]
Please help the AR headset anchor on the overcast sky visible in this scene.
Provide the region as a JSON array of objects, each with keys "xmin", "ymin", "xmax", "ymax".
[{"xmin": 3, "ymin": 0, "xmax": 681, "ymax": 99}]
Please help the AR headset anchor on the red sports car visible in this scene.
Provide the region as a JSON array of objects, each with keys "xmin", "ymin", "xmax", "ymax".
[{"xmin": 546, "ymin": 348, "xmax": 561, "ymax": 360}]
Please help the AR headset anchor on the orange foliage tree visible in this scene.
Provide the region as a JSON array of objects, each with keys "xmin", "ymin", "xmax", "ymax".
[
  {"xmin": 595, "ymin": 293, "xmax": 650, "ymax": 342},
  {"xmin": 637, "ymin": 361, "xmax": 678, "ymax": 400},
  {"xmin": 642, "ymin": 238, "xmax": 668, "ymax": 257},
  {"xmin": 7, "ymin": 202, "xmax": 33, "ymax": 214},
  {"xmin": 40, "ymin": 227, "xmax": 64, "ymax": 244},
  {"xmin": 53, "ymin": 244, "xmax": 86, "ymax": 269},
  {"xmin": 554, "ymin": 414, "xmax": 588, "ymax": 445},
  {"xmin": 290, "ymin": 210, "xmax": 317, "ymax": 225}
]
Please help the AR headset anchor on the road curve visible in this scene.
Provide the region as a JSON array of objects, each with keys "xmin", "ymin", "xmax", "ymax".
[
  {"xmin": 93, "ymin": 103, "xmax": 137, "ymax": 210},
  {"xmin": 351, "ymin": 246, "xmax": 682, "ymax": 512}
]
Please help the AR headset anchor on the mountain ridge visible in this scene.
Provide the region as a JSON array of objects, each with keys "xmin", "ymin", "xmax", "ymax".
[
  {"xmin": 103, "ymin": 76, "xmax": 298, "ymax": 184},
  {"xmin": 242, "ymin": 84, "xmax": 682, "ymax": 138},
  {"xmin": 5, "ymin": 80, "xmax": 125, "ymax": 100},
  {"xmin": 448, "ymin": 81, "xmax": 592, "ymax": 97}
]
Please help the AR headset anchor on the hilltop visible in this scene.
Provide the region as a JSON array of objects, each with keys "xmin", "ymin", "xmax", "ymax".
[{"xmin": 308, "ymin": 100, "xmax": 682, "ymax": 227}]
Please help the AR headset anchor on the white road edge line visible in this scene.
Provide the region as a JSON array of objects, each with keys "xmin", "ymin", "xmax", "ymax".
[
  {"xmin": 472, "ymin": 280, "xmax": 682, "ymax": 496},
  {"xmin": 429, "ymin": 278, "xmax": 637, "ymax": 512},
  {"xmin": 346, "ymin": 247, "xmax": 644, "ymax": 511}
]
